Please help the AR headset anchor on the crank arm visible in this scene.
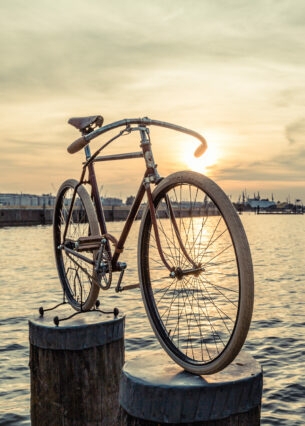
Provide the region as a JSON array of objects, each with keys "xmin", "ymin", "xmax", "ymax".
[
  {"xmin": 114, "ymin": 262, "xmax": 139, "ymax": 291},
  {"xmin": 114, "ymin": 262, "xmax": 128, "ymax": 292}
]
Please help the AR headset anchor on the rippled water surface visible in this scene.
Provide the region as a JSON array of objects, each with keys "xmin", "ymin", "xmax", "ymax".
[{"xmin": 0, "ymin": 214, "xmax": 304, "ymax": 425}]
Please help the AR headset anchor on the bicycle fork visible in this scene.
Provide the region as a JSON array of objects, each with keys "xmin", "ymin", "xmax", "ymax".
[
  {"xmin": 144, "ymin": 182, "xmax": 204, "ymax": 279},
  {"xmin": 139, "ymin": 126, "xmax": 204, "ymax": 279}
]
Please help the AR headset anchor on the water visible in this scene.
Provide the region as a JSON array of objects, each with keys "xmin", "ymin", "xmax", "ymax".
[{"xmin": 0, "ymin": 215, "xmax": 305, "ymax": 425}]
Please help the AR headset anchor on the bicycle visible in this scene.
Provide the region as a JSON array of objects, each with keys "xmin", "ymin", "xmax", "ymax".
[{"xmin": 53, "ymin": 115, "xmax": 254, "ymax": 375}]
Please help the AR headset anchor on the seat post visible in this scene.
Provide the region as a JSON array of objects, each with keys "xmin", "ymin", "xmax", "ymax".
[{"xmin": 84, "ymin": 145, "xmax": 91, "ymax": 160}]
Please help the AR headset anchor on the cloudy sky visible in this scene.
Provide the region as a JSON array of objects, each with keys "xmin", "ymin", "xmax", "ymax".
[{"xmin": 1, "ymin": 0, "xmax": 304, "ymax": 202}]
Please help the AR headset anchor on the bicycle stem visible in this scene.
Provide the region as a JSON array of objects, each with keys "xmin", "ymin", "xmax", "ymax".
[{"xmin": 139, "ymin": 127, "xmax": 162, "ymax": 184}]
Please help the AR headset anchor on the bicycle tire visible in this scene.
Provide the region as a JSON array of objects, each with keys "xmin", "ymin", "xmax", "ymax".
[
  {"xmin": 53, "ymin": 179, "xmax": 100, "ymax": 311},
  {"xmin": 138, "ymin": 171, "xmax": 254, "ymax": 374}
]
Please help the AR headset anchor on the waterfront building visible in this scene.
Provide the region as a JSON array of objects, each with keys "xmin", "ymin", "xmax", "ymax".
[{"xmin": 0, "ymin": 193, "xmax": 55, "ymax": 208}]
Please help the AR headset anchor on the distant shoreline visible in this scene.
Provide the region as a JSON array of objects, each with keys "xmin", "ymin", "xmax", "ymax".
[{"xmin": 1, "ymin": 204, "xmax": 303, "ymax": 228}]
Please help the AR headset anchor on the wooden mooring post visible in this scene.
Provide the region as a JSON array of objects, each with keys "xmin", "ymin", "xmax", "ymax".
[
  {"xmin": 29, "ymin": 308, "xmax": 262, "ymax": 426},
  {"xmin": 118, "ymin": 350, "xmax": 263, "ymax": 426},
  {"xmin": 29, "ymin": 307, "xmax": 124, "ymax": 426}
]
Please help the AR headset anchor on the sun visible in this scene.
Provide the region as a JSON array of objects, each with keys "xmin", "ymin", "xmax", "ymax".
[{"xmin": 183, "ymin": 131, "xmax": 220, "ymax": 174}]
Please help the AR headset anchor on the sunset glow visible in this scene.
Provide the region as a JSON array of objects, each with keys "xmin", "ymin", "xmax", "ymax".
[
  {"xmin": 184, "ymin": 136, "xmax": 220, "ymax": 174},
  {"xmin": 0, "ymin": 1, "xmax": 304, "ymax": 203}
]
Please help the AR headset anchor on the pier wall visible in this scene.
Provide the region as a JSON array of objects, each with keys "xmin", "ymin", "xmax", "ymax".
[
  {"xmin": 0, "ymin": 208, "xmax": 54, "ymax": 227},
  {"xmin": 0, "ymin": 207, "xmax": 139, "ymax": 227},
  {"xmin": 0, "ymin": 206, "xmax": 217, "ymax": 227}
]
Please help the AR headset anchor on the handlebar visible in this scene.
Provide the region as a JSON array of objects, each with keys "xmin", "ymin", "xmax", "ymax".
[{"xmin": 67, "ymin": 117, "xmax": 207, "ymax": 157}]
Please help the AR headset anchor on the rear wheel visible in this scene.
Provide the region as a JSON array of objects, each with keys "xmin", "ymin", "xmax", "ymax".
[
  {"xmin": 138, "ymin": 171, "xmax": 254, "ymax": 374},
  {"xmin": 53, "ymin": 179, "xmax": 100, "ymax": 311}
]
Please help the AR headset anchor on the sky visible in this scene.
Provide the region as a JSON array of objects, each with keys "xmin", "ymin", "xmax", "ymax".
[{"xmin": 0, "ymin": 0, "xmax": 304, "ymax": 203}]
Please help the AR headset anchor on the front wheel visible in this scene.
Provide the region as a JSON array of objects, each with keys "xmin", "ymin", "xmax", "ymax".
[
  {"xmin": 53, "ymin": 179, "xmax": 100, "ymax": 311},
  {"xmin": 138, "ymin": 171, "xmax": 254, "ymax": 375}
]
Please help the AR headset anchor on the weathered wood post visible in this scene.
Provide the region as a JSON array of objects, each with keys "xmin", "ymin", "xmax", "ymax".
[
  {"xmin": 29, "ymin": 308, "xmax": 124, "ymax": 426},
  {"xmin": 119, "ymin": 350, "xmax": 263, "ymax": 425}
]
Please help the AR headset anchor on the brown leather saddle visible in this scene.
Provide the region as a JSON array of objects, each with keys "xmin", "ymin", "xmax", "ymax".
[{"xmin": 68, "ymin": 115, "xmax": 104, "ymax": 134}]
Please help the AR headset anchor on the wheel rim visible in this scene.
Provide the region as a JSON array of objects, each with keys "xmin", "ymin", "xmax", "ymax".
[
  {"xmin": 140, "ymin": 176, "xmax": 248, "ymax": 372},
  {"xmin": 54, "ymin": 182, "xmax": 99, "ymax": 310}
]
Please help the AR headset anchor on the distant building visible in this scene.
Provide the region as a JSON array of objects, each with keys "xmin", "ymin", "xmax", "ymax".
[
  {"xmin": 101, "ymin": 197, "xmax": 123, "ymax": 206},
  {"xmin": 0, "ymin": 193, "xmax": 55, "ymax": 207},
  {"xmin": 247, "ymin": 198, "xmax": 276, "ymax": 210}
]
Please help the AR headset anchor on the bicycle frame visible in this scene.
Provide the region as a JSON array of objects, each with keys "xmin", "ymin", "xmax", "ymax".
[
  {"xmin": 54, "ymin": 115, "xmax": 255, "ymax": 375},
  {"xmin": 63, "ymin": 118, "xmax": 208, "ymax": 288}
]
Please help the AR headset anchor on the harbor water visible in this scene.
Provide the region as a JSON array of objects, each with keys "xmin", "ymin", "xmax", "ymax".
[{"xmin": 0, "ymin": 214, "xmax": 304, "ymax": 425}]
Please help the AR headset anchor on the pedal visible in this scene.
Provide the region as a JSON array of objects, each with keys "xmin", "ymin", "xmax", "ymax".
[{"xmin": 74, "ymin": 235, "xmax": 103, "ymax": 251}]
